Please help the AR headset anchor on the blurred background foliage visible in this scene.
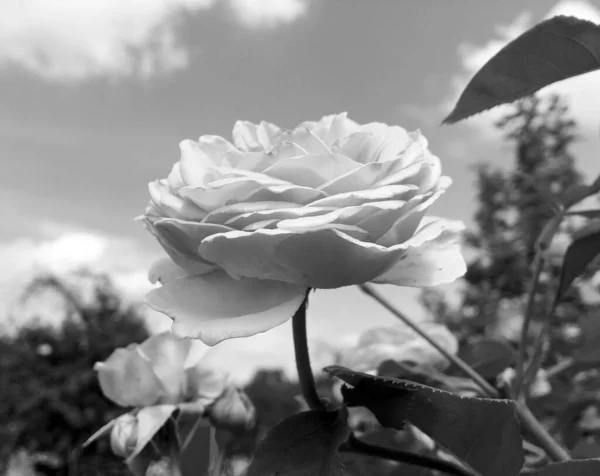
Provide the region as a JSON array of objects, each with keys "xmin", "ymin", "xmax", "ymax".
[{"xmin": 4, "ymin": 93, "xmax": 600, "ymax": 475}]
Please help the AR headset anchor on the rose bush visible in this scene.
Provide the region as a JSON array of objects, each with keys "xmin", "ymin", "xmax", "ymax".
[{"xmin": 142, "ymin": 113, "xmax": 466, "ymax": 345}]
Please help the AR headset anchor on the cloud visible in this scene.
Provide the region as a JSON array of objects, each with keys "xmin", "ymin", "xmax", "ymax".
[
  {"xmin": 0, "ymin": 0, "xmax": 308, "ymax": 81},
  {"xmin": 444, "ymin": 0, "xmax": 600, "ymax": 140},
  {"xmin": 228, "ymin": 0, "xmax": 307, "ymax": 28},
  {"xmin": 0, "ymin": 225, "xmax": 168, "ymax": 329}
]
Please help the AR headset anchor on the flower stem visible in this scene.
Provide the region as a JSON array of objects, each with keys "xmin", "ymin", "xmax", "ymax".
[
  {"xmin": 341, "ymin": 433, "xmax": 481, "ymax": 476},
  {"xmin": 358, "ymin": 283, "xmax": 571, "ymax": 462},
  {"xmin": 292, "ymin": 289, "xmax": 325, "ymax": 411}
]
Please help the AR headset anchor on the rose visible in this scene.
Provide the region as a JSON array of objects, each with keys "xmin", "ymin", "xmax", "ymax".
[
  {"xmin": 143, "ymin": 112, "xmax": 466, "ymax": 345},
  {"xmin": 95, "ymin": 332, "xmax": 227, "ymax": 407},
  {"xmin": 340, "ymin": 322, "xmax": 459, "ymax": 374}
]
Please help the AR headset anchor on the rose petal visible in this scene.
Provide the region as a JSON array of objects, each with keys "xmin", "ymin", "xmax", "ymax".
[
  {"xmin": 128, "ymin": 405, "xmax": 177, "ymax": 462},
  {"xmin": 303, "ymin": 112, "xmax": 361, "ymax": 145},
  {"xmin": 138, "ymin": 333, "xmax": 191, "ymax": 404},
  {"xmin": 271, "ymin": 126, "xmax": 332, "ymax": 156},
  {"xmin": 179, "ymin": 140, "xmax": 220, "ymax": 187},
  {"xmin": 335, "ymin": 126, "xmax": 412, "ymax": 164},
  {"xmin": 151, "ymin": 219, "xmax": 232, "ymax": 274},
  {"xmin": 276, "ymin": 201, "xmax": 406, "ymax": 237},
  {"xmin": 199, "ymin": 228, "xmax": 403, "ymax": 288},
  {"xmin": 197, "ymin": 135, "xmax": 237, "ymax": 165},
  {"xmin": 232, "ymin": 120, "xmax": 281, "ymax": 151},
  {"xmin": 222, "ymin": 150, "xmax": 275, "ymax": 172},
  {"xmin": 318, "ymin": 160, "xmax": 423, "ymax": 195},
  {"xmin": 185, "ymin": 364, "xmax": 228, "ymax": 404},
  {"xmin": 376, "ymin": 151, "xmax": 442, "ymax": 193},
  {"xmin": 146, "ymin": 271, "xmax": 307, "ymax": 345},
  {"xmin": 148, "ymin": 181, "xmax": 207, "ymax": 221},
  {"xmin": 183, "ymin": 338, "xmax": 211, "ymax": 369},
  {"xmin": 149, "ymin": 258, "xmax": 188, "ymax": 284},
  {"xmin": 167, "ymin": 163, "xmax": 185, "ymax": 190},
  {"xmin": 180, "ymin": 179, "xmax": 325, "ymax": 212},
  {"xmin": 364, "ymin": 184, "xmax": 450, "ymax": 246},
  {"xmin": 309, "ymin": 184, "xmax": 419, "ymax": 208},
  {"xmin": 263, "ymin": 153, "xmax": 362, "ymax": 188},
  {"xmin": 224, "ymin": 206, "xmax": 337, "ymax": 230},
  {"xmin": 202, "ymin": 201, "xmax": 302, "ymax": 226},
  {"xmin": 95, "ymin": 348, "xmax": 163, "ymax": 407},
  {"xmin": 372, "ymin": 219, "xmax": 467, "ymax": 287}
]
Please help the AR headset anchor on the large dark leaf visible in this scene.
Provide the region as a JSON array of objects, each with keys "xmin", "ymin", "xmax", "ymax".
[
  {"xmin": 325, "ymin": 366, "xmax": 524, "ymax": 476},
  {"xmin": 443, "ymin": 16, "xmax": 600, "ymax": 124},
  {"xmin": 525, "ymin": 459, "xmax": 600, "ymax": 475},
  {"xmin": 553, "ymin": 222, "xmax": 600, "ymax": 311},
  {"xmin": 245, "ymin": 409, "xmax": 350, "ymax": 476}
]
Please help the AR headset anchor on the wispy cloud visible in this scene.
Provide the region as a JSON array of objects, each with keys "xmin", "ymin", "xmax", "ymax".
[
  {"xmin": 228, "ymin": 0, "xmax": 307, "ymax": 28},
  {"xmin": 0, "ymin": 0, "xmax": 309, "ymax": 81},
  {"xmin": 0, "ymin": 223, "xmax": 163, "ymax": 326},
  {"xmin": 443, "ymin": 0, "xmax": 600, "ymax": 140}
]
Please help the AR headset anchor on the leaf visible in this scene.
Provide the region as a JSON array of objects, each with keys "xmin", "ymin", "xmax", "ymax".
[
  {"xmin": 325, "ymin": 366, "xmax": 524, "ymax": 476},
  {"xmin": 526, "ymin": 459, "xmax": 600, "ymax": 476},
  {"xmin": 245, "ymin": 409, "xmax": 350, "ymax": 476},
  {"xmin": 443, "ymin": 15, "xmax": 600, "ymax": 124},
  {"xmin": 553, "ymin": 221, "xmax": 600, "ymax": 310}
]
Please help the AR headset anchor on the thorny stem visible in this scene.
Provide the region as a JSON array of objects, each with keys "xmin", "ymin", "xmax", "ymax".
[
  {"xmin": 341, "ymin": 433, "xmax": 481, "ymax": 476},
  {"xmin": 292, "ymin": 289, "xmax": 325, "ymax": 411},
  {"xmin": 358, "ymin": 283, "xmax": 571, "ymax": 462}
]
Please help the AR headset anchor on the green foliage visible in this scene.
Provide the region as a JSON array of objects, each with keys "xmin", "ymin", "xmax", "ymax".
[
  {"xmin": 443, "ymin": 16, "xmax": 600, "ymax": 124},
  {"xmin": 326, "ymin": 366, "xmax": 524, "ymax": 476},
  {"xmin": 1, "ymin": 270, "xmax": 150, "ymax": 475}
]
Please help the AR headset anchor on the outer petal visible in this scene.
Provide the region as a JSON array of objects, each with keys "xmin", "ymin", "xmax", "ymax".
[
  {"xmin": 150, "ymin": 219, "xmax": 232, "ymax": 275},
  {"xmin": 149, "ymin": 258, "xmax": 188, "ymax": 285},
  {"xmin": 372, "ymin": 219, "xmax": 467, "ymax": 287},
  {"xmin": 199, "ymin": 228, "xmax": 403, "ymax": 288},
  {"xmin": 146, "ymin": 271, "xmax": 306, "ymax": 345},
  {"xmin": 148, "ymin": 180, "xmax": 207, "ymax": 221},
  {"xmin": 95, "ymin": 347, "xmax": 163, "ymax": 407},
  {"xmin": 138, "ymin": 332, "xmax": 191, "ymax": 404}
]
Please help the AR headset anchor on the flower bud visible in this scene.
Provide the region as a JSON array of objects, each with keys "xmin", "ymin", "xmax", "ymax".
[
  {"xmin": 110, "ymin": 413, "xmax": 138, "ymax": 458},
  {"xmin": 206, "ymin": 386, "xmax": 256, "ymax": 434}
]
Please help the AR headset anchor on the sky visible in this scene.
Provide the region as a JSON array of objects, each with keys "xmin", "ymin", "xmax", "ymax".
[{"xmin": 3, "ymin": 0, "xmax": 600, "ymax": 382}]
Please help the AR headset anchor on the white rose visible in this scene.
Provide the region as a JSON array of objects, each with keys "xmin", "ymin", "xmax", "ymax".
[
  {"xmin": 94, "ymin": 332, "xmax": 227, "ymax": 407},
  {"xmin": 143, "ymin": 113, "xmax": 466, "ymax": 345}
]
